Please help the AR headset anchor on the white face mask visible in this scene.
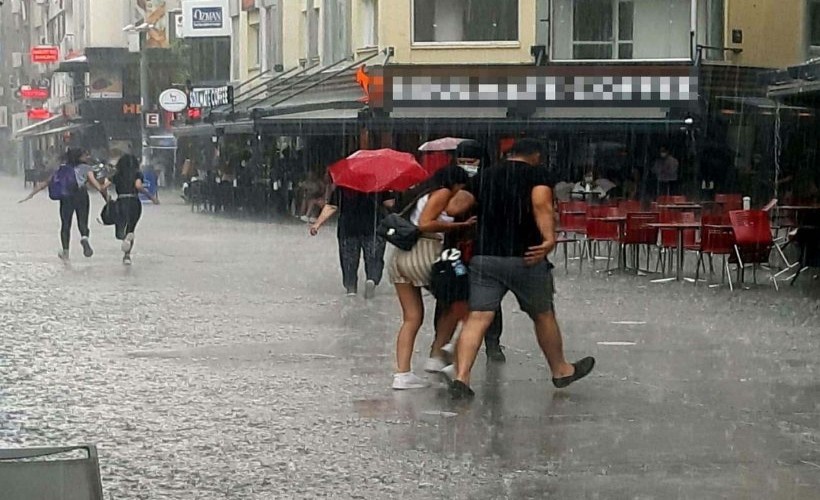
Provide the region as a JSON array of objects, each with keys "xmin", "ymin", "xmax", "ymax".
[{"xmin": 459, "ymin": 164, "xmax": 479, "ymax": 177}]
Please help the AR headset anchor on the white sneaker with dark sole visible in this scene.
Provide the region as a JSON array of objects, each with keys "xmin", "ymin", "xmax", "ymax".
[
  {"xmin": 392, "ymin": 372, "xmax": 429, "ymax": 390},
  {"xmin": 424, "ymin": 357, "xmax": 448, "ymax": 373},
  {"xmin": 121, "ymin": 233, "xmax": 135, "ymax": 253},
  {"xmin": 364, "ymin": 280, "xmax": 376, "ymax": 299}
]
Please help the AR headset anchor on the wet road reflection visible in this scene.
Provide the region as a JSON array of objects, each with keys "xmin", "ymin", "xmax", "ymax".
[{"xmin": 1, "ymin": 179, "xmax": 819, "ymax": 498}]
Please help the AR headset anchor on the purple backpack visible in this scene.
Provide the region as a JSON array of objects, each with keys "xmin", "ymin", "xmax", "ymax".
[{"xmin": 48, "ymin": 164, "xmax": 78, "ymax": 200}]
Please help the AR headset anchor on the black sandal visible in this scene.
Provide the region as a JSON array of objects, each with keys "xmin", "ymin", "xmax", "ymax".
[{"xmin": 552, "ymin": 357, "xmax": 596, "ymax": 389}]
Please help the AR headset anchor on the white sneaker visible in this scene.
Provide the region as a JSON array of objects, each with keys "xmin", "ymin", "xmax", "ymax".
[
  {"xmin": 440, "ymin": 364, "xmax": 456, "ymax": 381},
  {"xmin": 299, "ymin": 215, "xmax": 310, "ymax": 223},
  {"xmin": 424, "ymin": 357, "xmax": 447, "ymax": 373},
  {"xmin": 392, "ymin": 372, "xmax": 429, "ymax": 390},
  {"xmin": 121, "ymin": 233, "xmax": 135, "ymax": 253},
  {"xmin": 364, "ymin": 279, "xmax": 376, "ymax": 299},
  {"xmin": 441, "ymin": 342, "xmax": 456, "ymax": 356}
]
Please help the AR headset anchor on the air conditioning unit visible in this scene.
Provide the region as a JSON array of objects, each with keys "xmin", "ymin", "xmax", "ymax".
[{"xmin": 12, "ymin": 52, "xmax": 23, "ymax": 68}]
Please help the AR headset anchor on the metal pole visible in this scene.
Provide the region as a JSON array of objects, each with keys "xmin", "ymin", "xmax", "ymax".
[{"xmin": 139, "ymin": 32, "xmax": 150, "ymax": 169}]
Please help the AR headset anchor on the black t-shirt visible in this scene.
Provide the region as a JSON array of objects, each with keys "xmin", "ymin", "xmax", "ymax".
[
  {"xmin": 465, "ymin": 160, "xmax": 555, "ymax": 258},
  {"xmin": 113, "ymin": 169, "xmax": 144, "ymax": 196},
  {"xmin": 329, "ymin": 187, "xmax": 394, "ymax": 236}
]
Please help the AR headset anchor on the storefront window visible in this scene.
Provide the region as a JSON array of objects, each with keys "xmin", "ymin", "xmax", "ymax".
[
  {"xmin": 413, "ymin": 0, "xmax": 519, "ymax": 43},
  {"xmin": 554, "ymin": 0, "xmax": 692, "ymax": 60},
  {"xmin": 810, "ymin": 1, "xmax": 820, "ymax": 48}
]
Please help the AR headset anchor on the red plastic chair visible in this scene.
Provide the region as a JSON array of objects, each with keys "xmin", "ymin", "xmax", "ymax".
[
  {"xmin": 657, "ymin": 195, "xmax": 687, "ymax": 205},
  {"xmin": 715, "ymin": 193, "xmax": 743, "ymax": 212},
  {"xmin": 557, "ymin": 201, "xmax": 588, "ymax": 270},
  {"xmin": 586, "ymin": 206, "xmax": 621, "ymax": 270},
  {"xmin": 620, "ymin": 212, "xmax": 659, "ymax": 272},
  {"xmin": 695, "ymin": 214, "xmax": 737, "ymax": 288},
  {"xmin": 618, "ymin": 200, "xmax": 642, "ymax": 214},
  {"xmin": 728, "ymin": 210, "xmax": 777, "ymax": 289}
]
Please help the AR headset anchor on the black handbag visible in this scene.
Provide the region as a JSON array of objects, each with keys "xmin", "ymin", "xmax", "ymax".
[
  {"xmin": 100, "ymin": 199, "xmax": 119, "ymax": 226},
  {"xmin": 376, "ymin": 190, "xmax": 431, "ymax": 251},
  {"xmin": 430, "ymin": 247, "xmax": 470, "ymax": 303}
]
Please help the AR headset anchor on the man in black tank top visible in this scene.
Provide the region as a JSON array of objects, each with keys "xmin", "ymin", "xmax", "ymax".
[{"xmin": 445, "ymin": 139, "xmax": 595, "ymax": 399}]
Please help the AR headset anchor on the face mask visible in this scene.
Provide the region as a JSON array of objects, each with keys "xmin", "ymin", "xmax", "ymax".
[{"xmin": 459, "ymin": 164, "xmax": 479, "ymax": 177}]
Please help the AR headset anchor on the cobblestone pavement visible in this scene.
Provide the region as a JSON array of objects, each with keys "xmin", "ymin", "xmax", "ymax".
[{"xmin": 1, "ymin": 176, "xmax": 819, "ymax": 499}]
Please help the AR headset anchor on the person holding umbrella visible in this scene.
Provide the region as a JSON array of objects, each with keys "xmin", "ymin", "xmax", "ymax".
[{"xmin": 309, "ymin": 149, "xmax": 426, "ymax": 298}]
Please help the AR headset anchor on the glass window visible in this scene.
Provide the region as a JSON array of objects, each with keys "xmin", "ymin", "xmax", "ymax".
[
  {"xmin": 554, "ymin": 0, "xmax": 692, "ymax": 60},
  {"xmin": 413, "ymin": 0, "xmax": 519, "ymax": 43},
  {"xmin": 362, "ymin": 0, "xmax": 379, "ymax": 47},
  {"xmin": 811, "ymin": 0, "xmax": 820, "ymax": 47}
]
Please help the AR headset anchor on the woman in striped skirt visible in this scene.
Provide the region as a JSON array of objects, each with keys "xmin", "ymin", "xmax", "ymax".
[{"xmin": 389, "ymin": 166, "xmax": 476, "ymax": 390}]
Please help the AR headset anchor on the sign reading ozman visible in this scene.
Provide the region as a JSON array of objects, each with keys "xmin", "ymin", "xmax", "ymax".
[
  {"xmin": 188, "ymin": 86, "xmax": 233, "ymax": 108},
  {"xmin": 181, "ymin": 0, "xmax": 232, "ymax": 38}
]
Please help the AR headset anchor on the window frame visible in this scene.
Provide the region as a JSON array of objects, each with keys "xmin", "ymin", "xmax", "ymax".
[
  {"xmin": 361, "ymin": 0, "xmax": 379, "ymax": 49},
  {"xmin": 551, "ymin": 0, "xmax": 695, "ymax": 63},
  {"xmin": 410, "ymin": 0, "xmax": 521, "ymax": 47},
  {"xmin": 810, "ymin": 0, "xmax": 820, "ymax": 49}
]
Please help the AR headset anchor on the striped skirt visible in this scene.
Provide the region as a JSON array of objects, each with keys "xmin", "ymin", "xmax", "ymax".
[{"xmin": 388, "ymin": 236, "xmax": 443, "ymax": 287}]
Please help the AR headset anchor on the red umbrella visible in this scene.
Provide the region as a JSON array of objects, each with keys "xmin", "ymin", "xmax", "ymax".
[
  {"xmin": 329, "ymin": 149, "xmax": 429, "ymax": 193},
  {"xmin": 418, "ymin": 137, "xmax": 468, "ymax": 152}
]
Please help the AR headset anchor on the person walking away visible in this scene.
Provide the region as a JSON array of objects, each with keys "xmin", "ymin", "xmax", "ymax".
[
  {"xmin": 445, "ymin": 138, "xmax": 595, "ymax": 399},
  {"xmin": 101, "ymin": 154, "xmax": 160, "ymax": 265},
  {"xmin": 310, "ymin": 186, "xmax": 395, "ymax": 298},
  {"xmin": 20, "ymin": 148, "xmax": 108, "ymax": 261},
  {"xmin": 388, "ymin": 166, "xmax": 476, "ymax": 389},
  {"xmin": 653, "ymin": 146, "xmax": 679, "ymax": 196}
]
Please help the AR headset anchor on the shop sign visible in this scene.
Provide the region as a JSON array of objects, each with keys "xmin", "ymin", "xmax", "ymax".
[
  {"xmin": 158, "ymin": 88, "xmax": 188, "ymax": 112},
  {"xmin": 122, "ymin": 103, "xmax": 143, "ymax": 115},
  {"xmin": 145, "ymin": 113, "xmax": 161, "ymax": 128},
  {"xmin": 27, "ymin": 108, "xmax": 52, "ymax": 120},
  {"xmin": 31, "ymin": 46, "xmax": 60, "ymax": 63},
  {"xmin": 181, "ymin": 0, "xmax": 232, "ymax": 38},
  {"xmin": 188, "ymin": 85, "xmax": 233, "ymax": 108},
  {"xmin": 19, "ymin": 86, "xmax": 50, "ymax": 100}
]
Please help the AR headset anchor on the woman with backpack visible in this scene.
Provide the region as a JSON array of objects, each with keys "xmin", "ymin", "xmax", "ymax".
[
  {"xmin": 387, "ymin": 166, "xmax": 476, "ymax": 390},
  {"xmin": 20, "ymin": 148, "xmax": 108, "ymax": 261},
  {"xmin": 100, "ymin": 154, "xmax": 159, "ymax": 265}
]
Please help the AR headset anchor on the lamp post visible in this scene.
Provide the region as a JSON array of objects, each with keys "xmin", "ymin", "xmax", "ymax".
[{"xmin": 123, "ymin": 22, "xmax": 154, "ymax": 169}]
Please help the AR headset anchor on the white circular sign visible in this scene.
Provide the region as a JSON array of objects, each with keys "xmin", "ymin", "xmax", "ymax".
[{"xmin": 158, "ymin": 88, "xmax": 188, "ymax": 113}]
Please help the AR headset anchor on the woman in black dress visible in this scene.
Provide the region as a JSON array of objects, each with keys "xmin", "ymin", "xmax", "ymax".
[{"xmin": 103, "ymin": 154, "xmax": 159, "ymax": 265}]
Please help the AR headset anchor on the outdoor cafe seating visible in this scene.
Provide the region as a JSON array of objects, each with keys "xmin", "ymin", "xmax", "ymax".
[{"xmin": 554, "ymin": 193, "xmax": 820, "ymax": 291}]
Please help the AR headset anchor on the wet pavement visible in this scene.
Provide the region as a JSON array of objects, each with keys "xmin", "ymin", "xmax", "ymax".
[{"xmin": 1, "ymin": 176, "xmax": 819, "ymax": 499}]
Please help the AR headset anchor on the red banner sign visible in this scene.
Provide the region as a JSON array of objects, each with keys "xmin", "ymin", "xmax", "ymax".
[
  {"xmin": 30, "ymin": 46, "xmax": 60, "ymax": 63},
  {"xmin": 27, "ymin": 108, "xmax": 52, "ymax": 120},
  {"xmin": 20, "ymin": 86, "xmax": 50, "ymax": 100}
]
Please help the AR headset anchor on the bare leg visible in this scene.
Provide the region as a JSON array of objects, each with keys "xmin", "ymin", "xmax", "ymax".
[
  {"xmin": 394, "ymin": 283, "xmax": 424, "ymax": 373},
  {"xmin": 431, "ymin": 300, "xmax": 467, "ymax": 358},
  {"xmin": 533, "ymin": 311, "xmax": 574, "ymax": 378},
  {"xmin": 455, "ymin": 310, "xmax": 496, "ymax": 384}
]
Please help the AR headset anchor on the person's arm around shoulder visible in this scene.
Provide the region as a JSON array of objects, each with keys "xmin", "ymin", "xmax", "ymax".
[
  {"xmin": 446, "ymin": 173, "xmax": 480, "ymax": 217},
  {"xmin": 526, "ymin": 183, "xmax": 557, "ymax": 266},
  {"xmin": 418, "ymin": 189, "xmax": 476, "ymax": 234}
]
